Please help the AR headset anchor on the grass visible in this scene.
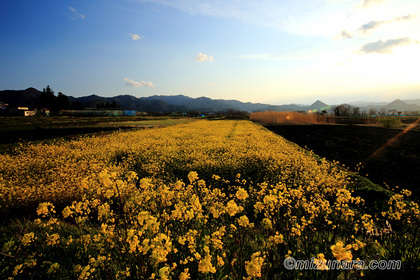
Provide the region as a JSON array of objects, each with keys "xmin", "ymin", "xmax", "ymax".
[
  {"xmin": 0, "ymin": 116, "xmax": 193, "ymax": 132},
  {"xmin": 0, "ymin": 116, "xmax": 195, "ymax": 153}
]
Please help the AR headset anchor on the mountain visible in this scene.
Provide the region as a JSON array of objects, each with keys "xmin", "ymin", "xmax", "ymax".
[
  {"xmin": 142, "ymin": 95, "xmax": 194, "ymax": 106},
  {"xmin": 0, "ymin": 88, "xmax": 42, "ymax": 107},
  {"xmin": 72, "ymin": 94, "xmax": 270, "ymax": 112},
  {"xmin": 141, "ymin": 95, "xmax": 268, "ymax": 112},
  {"xmin": 403, "ymin": 99, "xmax": 420, "ymax": 107},
  {"xmin": 77, "ymin": 94, "xmax": 109, "ymax": 108},
  {"xmin": 349, "ymin": 101, "xmax": 389, "ymax": 107},
  {"xmin": 267, "ymin": 104, "xmax": 305, "ymax": 112},
  {"xmin": 76, "ymin": 94, "xmax": 189, "ymax": 112},
  {"xmin": 2, "ymin": 87, "xmax": 418, "ymax": 114},
  {"xmin": 308, "ymin": 100, "xmax": 328, "ymax": 110},
  {"xmin": 219, "ymin": 99, "xmax": 269, "ymax": 112},
  {"xmin": 0, "ymin": 88, "xmax": 338, "ymax": 113},
  {"xmin": 385, "ymin": 99, "xmax": 419, "ymax": 112}
]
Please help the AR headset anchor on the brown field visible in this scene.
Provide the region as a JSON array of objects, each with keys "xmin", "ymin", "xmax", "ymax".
[{"xmin": 250, "ymin": 111, "xmax": 330, "ymax": 125}]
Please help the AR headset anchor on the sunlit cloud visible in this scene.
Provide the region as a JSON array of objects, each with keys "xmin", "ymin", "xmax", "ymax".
[
  {"xmin": 358, "ymin": 14, "xmax": 417, "ymax": 33},
  {"xmin": 124, "ymin": 78, "xmax": 155, "ymax": 87},
  {"xmin": 196, "ymin": 52, "xmax": 213, "ymax": 62},
  {"xmin": 339, "ymin": 30, "xmax": 353, "ymax": 39},
  {"xmin": 359, "ymin": 20, "xmax": 385, "ymax": 33},
  {"xmin": 129, "ymin": 33, "xmax": 145, "ymax": 40},
  {"xmin": 358, "ymin": 37, "xmax": 414, "ymax": 54},
  {"xmin": 358, "ymin": 0, "xmax": 385, "ymax": 7},
  {"xmin": 69, "ymin": 7, "xmax": 86, "ymax": 20},
  {"xmin": 239, "ymin": 50, "xmax": 350, "ymax": 61},
  {"xmin": 140, "ymin": 0, "xmax": 420, "ymax": 40}
]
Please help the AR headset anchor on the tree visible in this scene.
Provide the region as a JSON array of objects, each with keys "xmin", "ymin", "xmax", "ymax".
[
  {"xmin": 378, "ymin": 108, "xmax": 387, "ymax": 116},
  {"xmin": 368, "ymin": 108, "xmax": 377, "ymax": 116},
  {"xmin": 70, "ymin": 101, "xmax": 84, "ymax": 110},
  {"xmin": 334, "ymin": 104, "xmax": 352, "ymax": 116},
  {"xmin": 56, "ymin": 92, "xmax": 70, "ymax": 110},
  {"xmin": 40, "ymin": 85, "xmax": 56, "ymax": 110},
  {"xmin": 351, "ymin": 106, "xmax": 360, "ymax": 116},
  {"xmin": 111, "ymin": 101, "xmax": 119, "ymax": 109}
]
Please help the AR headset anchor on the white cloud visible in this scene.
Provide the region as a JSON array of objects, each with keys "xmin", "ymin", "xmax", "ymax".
[
  {"xmin": 140, "ymin": 0, "xmax": 349, "ymax": 37},
  {"xmin": 142, "ymin": 0, "xmax": 420, "ymax": 39},
  {"xmin": 69, "ymin": 7, "xmax": 86, "ymax": 20},
  {"xmin": 124, "ymin": 78, "xmax": 155, "ymax": 87},
  {"xmin": 358, "ymin": 37, "xmax": 414, "ymax": 54},
  {"xmin": 141, "ymin": 81, "xmax": 155, "ymax": 87},
  {"xmin": 196, "ymin": 52, "xmax": 213, "ymax": 62},
  {"xmin": 129, "ymin": 33, "xmax": 145, "ymax": 40}
]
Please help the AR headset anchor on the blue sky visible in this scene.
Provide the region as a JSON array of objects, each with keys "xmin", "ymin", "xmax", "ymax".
[{"xmin": 1, "ymin": 0, "xmax": 419, "ymax": 104}]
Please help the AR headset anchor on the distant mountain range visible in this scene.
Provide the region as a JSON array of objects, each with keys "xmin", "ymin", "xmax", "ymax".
[{"xmin": 1, "ymin": 87, "xmax": 419, "ymax": 113}]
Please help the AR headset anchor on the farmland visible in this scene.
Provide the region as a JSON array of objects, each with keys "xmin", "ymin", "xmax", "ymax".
[
  {"xmin": 0, "ymin": 116, "xmax": 194, "ymax": 151},
  {"xmin": 266, "ymin": 124, "xmax": 420, "ymax": 200},
  {"xmin": 1, "ymin": 120, "xmax": 419, "ymax": 279}
]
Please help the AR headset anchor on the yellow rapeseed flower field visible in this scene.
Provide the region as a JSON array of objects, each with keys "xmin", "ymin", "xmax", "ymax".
[{"xmin": 0, "ymin": 120, "xmax": 419, "ymax": 279}]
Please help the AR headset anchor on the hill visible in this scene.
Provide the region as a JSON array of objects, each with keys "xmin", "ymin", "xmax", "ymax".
[
  {"xmin": 0, "ymin": 88, "xmax": 42, "ymax": 107},
  {"xmin": 385, "ymin": 99, "xmax": 419, "ymax": 112},
  {"xmin": 1, "ymin": 87, "xmax": 419, "ymax": 114}
]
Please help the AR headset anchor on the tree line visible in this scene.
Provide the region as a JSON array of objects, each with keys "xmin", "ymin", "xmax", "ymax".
[
  {"xmin": 40, "ymin": 85, "xmax": 84, "ymax": 112},
  {"xmin": 333, "ymin": 104, "xmax": 414, "ymax": 116}
]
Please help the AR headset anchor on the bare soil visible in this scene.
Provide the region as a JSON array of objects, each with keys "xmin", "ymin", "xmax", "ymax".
[{"xmin": 266, "ymin": 124, "xmax": 420, "ymax": 200}]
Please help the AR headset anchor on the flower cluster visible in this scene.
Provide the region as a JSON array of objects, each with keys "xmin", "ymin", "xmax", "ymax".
[{"xmin": 1, "ymin": 120, "xmax": 419, "ymax": 279}]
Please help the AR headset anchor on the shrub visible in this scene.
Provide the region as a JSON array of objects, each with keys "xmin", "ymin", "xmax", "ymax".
[{"xmin": 376, "ymin": 117, "xmax": 402, "ymax": 129}]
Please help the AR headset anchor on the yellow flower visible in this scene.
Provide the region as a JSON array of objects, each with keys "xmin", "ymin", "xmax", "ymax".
[
  {"xmin": 254, "ymin": 201, "xmax": 264, "ymax": 213},
  {"xmin": 314, "ymin": 253, "xmax": 329, "ymax": 270},
  {"xmin": 331, "ymin": 241, "xmax": 352, "ymax": 261},
  {"xmin": 226, "ymin": 200, "xmax": 242, "ymax": 216},
  {"xmin": 97, "ymin": 203, "xmax": 111, "ymax": 220},
  {"xmin": 13, "ymin": 264, "xmax": 23, "ymax": 276},
  {"xmin": 159, "ymin": 266, "xmax": 170, "ymax": 280},
  {"xmin": 62, "ymin": 206, "xmax": 73, "ymax": 218},
  {"xmin": 198, "ymin": 254, "xmax": 216, "ymax": 274},
  {"xmin": 188, "ymin": 171, "xmax": 199, "ymax": 183},
  {"xmin": 217, "ymin": 255, "xmax": 225, "ymax": 267},
  {"xmin": 261, "ymin": 218, "xmax": 272, "ymax": 229},
  {"xmin": 245, "ymin": 251, "xmax": 264, "ymax": 278},
  {"xmin": 268, "ymin": 232, "xmax": 284, "ymax": 245},
  {"xmin": 401, "ymin": 189, "xmax": 411, "ymax": 197},
  {"xmin": 179, "ymin": 268, "xmax": 190, "ymax": 280},
  {"xmin": 352, "ymin": 239, "xmax": 366, "ymax": 251},
  {"xmin": 236, "ymin": 188, "xmax": 249, "ymax": 200},
  {"xmin": 37, "ymin": 202, "xmax": 55, "ymax": 217},
  {"xmin": 22, "ymin": 232, "xmax": 35, "ymax": 246},
  {"xmin": 46, "ymin": 233, "xmax": 60, "ymax": 246},
  {"xmin": 150, "ymin": 233, "xmax": 172, "ymax": 265},
  {"xmin": 47, "ymin": 263, "xmax": 60, "ymax": 274},
  {"xmin": 128, "ymin": 235, "xmax": 140, "ymax": 253},
  {"xmin": 178, "ymin": 236, "xmax": 186, "ymax": 245},
  {"xmin": 238, "ymin": 215, "xmax": 250, "ymax": 227}
]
